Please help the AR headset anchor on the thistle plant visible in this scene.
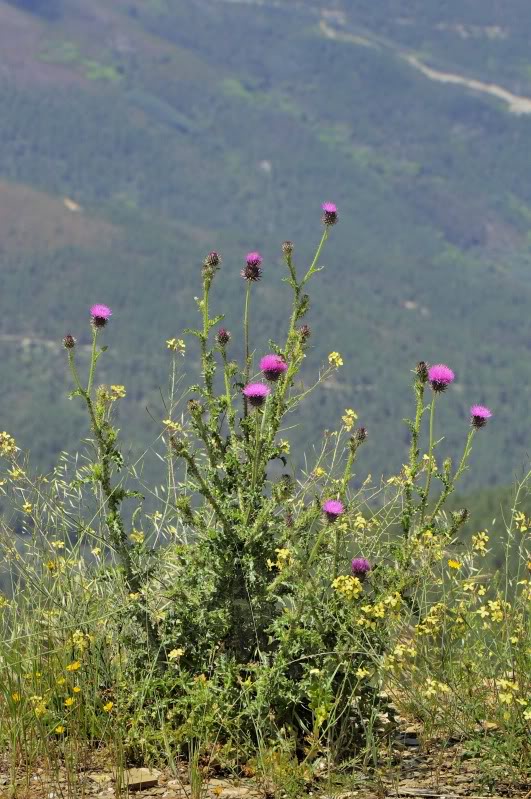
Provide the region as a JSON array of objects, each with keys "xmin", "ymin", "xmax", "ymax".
[{"xmin": 2, "ymin": 202, "xmax": 528, "ymax": 790}]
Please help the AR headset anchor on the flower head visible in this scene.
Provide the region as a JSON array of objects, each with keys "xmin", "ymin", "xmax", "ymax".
[
  {"xmin": 63, "ymin": 334, "xmax": 76, "ymax": 350},
  {"xmin": 216, "ymin": 328, "xmax": 231, "ymax": 347},
  {"xmin": 90, "ymin": 304, "xmax": 112, "ymax": 328},
  {"xmin": 351, "ymin": 557, "xmax": 372, "ymax": 578},
  {"xmin": 203, "ymin": 251, "xmax": 221, "ymax": 268},
  {"xmin": 322, "ymin": 498, "xmax": 344, "ymax": 522},
  {"xmin": 242, "ymin": 382, "xmax": 271, "ymax": 407},
  {"xmin": 321, "ymin": 202, "xmax": 338, "ymax": 226},
  {"xmin": 241, "ymin": 251, "xmax": 263, "ymax": 281},
  {"xmin": 470, "ymin": 404, "xmax": 492, "ymax": 429},
  {"xmin": 260, "ymin": 354, "xmax": 288, "ymax": 381},
  {"xmin": 428, "ymin": 364, "xmax": 454, "ymax": 392}
]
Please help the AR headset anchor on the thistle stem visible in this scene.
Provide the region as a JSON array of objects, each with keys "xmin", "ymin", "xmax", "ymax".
[
  {"xmin": 421, "ymin": 394, "xmax": 437, "ymax": 524},
  {"xmin": 86, "ymin": 327, "xmax": 98, "ymax": 396},
  {"xmin": 243, "ymin": 281, "xmax": 252, "ymax": 419}
]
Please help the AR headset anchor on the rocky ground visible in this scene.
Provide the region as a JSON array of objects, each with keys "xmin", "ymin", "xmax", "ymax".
[{"xmin": 1, "ymin": 724, "xmax": 529, "ymax": 799}]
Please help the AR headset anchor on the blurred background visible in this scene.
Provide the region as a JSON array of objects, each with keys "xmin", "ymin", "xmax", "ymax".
[{"xmin": 1, "ymin": 0, "xmax": 531, "ymax": 521}]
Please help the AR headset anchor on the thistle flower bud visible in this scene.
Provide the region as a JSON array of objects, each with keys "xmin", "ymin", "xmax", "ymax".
[
  {"xmin": 298, "ymin": 324, "xmax": 311, "ymax": 341},
  {"xmin": 216, "ymin": 328, "xmax": 231, "ymax": 347},
  {"xmin": 63, "ymin": 334, "xmax": 76, "ymax": 350},
  {"xmin": 321, "ymin": 202, "xmax": 338, "ymax": 226},
  {"xmin": 241, "ymin": 252, "xmax": 263, "ymax": 281},
  {"xmin": 416, "ymin": 361, "xmax": 429, "ymax": 383},
  {"xmin": 204, "ymin": 251, "xmax": 221, "ymax": 268},
  {"xmin": 187, "ymin": 399, "xmax": 204, "ymax": 417},
  {"xmin": 355, "ymin": 427, "xmax": 367, "ymax": 444},
  {"xmin": 282, "ymin": 241, "xmax": 293, "ymax": 256},
  {"xmin": 454, "ymin": 508, "xmax": 469, "ymax": 526}
]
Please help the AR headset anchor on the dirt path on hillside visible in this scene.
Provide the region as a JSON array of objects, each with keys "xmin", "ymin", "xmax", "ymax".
[{"xmin": 320, "ymin": 18, "xmax": 531, "ymax": 115}]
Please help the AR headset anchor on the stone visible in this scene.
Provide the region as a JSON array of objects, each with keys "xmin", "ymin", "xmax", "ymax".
[{"xmin": 119, "ymin": 768, "xmax": 161, "ymax": 791}]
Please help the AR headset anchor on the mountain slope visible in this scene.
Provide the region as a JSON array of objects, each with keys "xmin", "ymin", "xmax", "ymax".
[{"xmin": 1, "ymin": 0, "xmax": 531, "ymax": 492}]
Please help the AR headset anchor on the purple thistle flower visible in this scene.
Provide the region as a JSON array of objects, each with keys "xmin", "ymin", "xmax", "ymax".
[
  {"xmin": 428, "ymin": 364, "xmax": 455, "ymax": 392},
  {"xmin": 242, "ymin": 382, "xmax": 271, "ymax": 408},
  {"xmin": 321, "ymin": 202, "xmax": 338, "ymax": 226},
  {"xmin": 216, "ymin": 328, "xmax": 231, "ymax": 347},
  {"xmin": 90, "ymin": 304, "xmax": 112, "ymax": 328},
  {"xmin": 470, "ymin": 404, "xmax": 492, "ymax": 429},
  {"xmin": 351, "ymin": 558, "xmax": 372, "ymax": 579},
  {"xmin": 241, "ymin": 251, "xmax": 263, "ymax": 281},
  {"xmin": 322, "ymin": 498, "xmax": 344, "ymax": 522},
  {"xmin": 260, "ymin": 354, "xmax": 288, "ymax": 381}
]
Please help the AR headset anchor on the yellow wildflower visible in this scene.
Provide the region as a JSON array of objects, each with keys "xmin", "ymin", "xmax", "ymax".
[
  {"xmin": 168, "ymin": 648, "xmax": 184, "ymax": 661},
  {"xmin": 332, "ymin": 575, "xmax": 362, "ymax": 600},
  {"xmin": 129, "ymin": 530, "xmax": 145, "ymax": 544},
  {"xmin": 342, "ymin": 408, "xmax": 358, "ymax": 431},
  {"xmin": 163, "ymin": 419, "xmax": 182, "ymax": 433},
  {"xmin": 328, "ymin": 351, "xmax": 343, "ymax": 368},
  {"xmin": 11, "ymin": 692, "xmax": 20, "ymax": 703},
  {"xmin": 166, "ymin": 338, "xmax": 186, "ymax": 354},
  {"xmin": 51, "ymin": 540, "xmax": 65, "ymax": 550},
  {"xmin": 110, "ymin": 385, "xmax": 126, "ymax": 400},
  {"xmin": 66, "ymin": 661, "xmax": 81, "ymax": 672},
  {"xmin": 277, "ymin": 439, "xmax": 290, "ymax": 454},
  {"xmin": 356, "ymin": 667, "xmax": 371, "ymax": 679},
  {"xmin": 56, "ymin": 677, "xmax": 66, "ymax": 686},
  {"xmin": 91, "ymin": 547, "xmax": 102, "ymax": 556},
  {"xmin": 55, "ymin": 725, "xmax": 65, "ymax": 734},
  {"xmin": 472, "ymin": 531, "xmax": 489, "ymax": 554},
  {"xmin": 73, "ymin": 686, "xmax": 81, "ymax": 694},
  {"xmin": 22, "ymin": 502, "xmax": 33, "ymax": 514},
  {"xmin": 266, "ymin": 547, "xmax": 293, "ymax": 572},
  {"xmin": 64, "ymin": 697, "xmax": 75, "ymax": 707},
  {"xmin": 8, "ymin": 467, "xmax": 25, "ymax": 480},
  {"xmin": 0, "ymin": 431, "xmax": 17, "ymax": 456},
  {"xmin": 447, "ymin": 559, "xmax": 462, "ymax": 570},
  {"xmin": 102, "ymin": 701, "xmax": 114, "ymax": 713}
]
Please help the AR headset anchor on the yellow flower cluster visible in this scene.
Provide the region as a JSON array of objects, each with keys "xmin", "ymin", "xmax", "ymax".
[
  {"xmin": 514, "ymin": 511, "xmax": 529, "ymax": 534},
  {"xmin": 166, "ymin": 338, "xmax": 186, "ymax": 354},
  {"xmin": 8, "ymin": 467, "xmax": 25, "ymax": 480},
  {"xmin": 328, "ymin": 351, "xmax": 343, "ymax": 368},
  {"xmin": 423, "ymin": 677, "xmax": 451, "ymax": 699},
  {"xmin": 472, "ymin": 531, "xmax": 489, "ymax": 554},
  {"xmin": 266, "ymin": 548, "xmax": 293, "ymax": 572},
  {"xmin": 383, "ymin": 642, "xmax": 417, "ymax": 671},
  {"xmin": 476, "ymin": 599, "xmax": 507, "ymax": 623},
  {"xmin": 0, "ymin": 431, "xmax": 17, "ymax": 456},
  {"xmin": 129, "ymin": 530, "xmax": 145, "ymax": 544},
  {"xmin": 342, "ymin": 408, "xmax": 358, "ymax": 430},
  {"xmin": 332, "ymin": 575, "xmax": 362, "ymax": 600},
  {"xmin": 110, "ymin": 384, "xmax": 126, "ymax": 400},
  {"xmin": 168, "ymin": 647, "xmax": 185, "ymax": 661},
  {"xmin": 357, "ymin": 593, "xmax": 401, "ymax": 629},
  {"xmin": 277, "ymin": 439, "xmax": 291, "ymax": 455},
  {"xmin": 72, "ymin": 629, "xmax": 91, "ymax": 653},
  {"xmin": 416, "ymin": 603, "xmax": 445, "ymax": 636},
  {"xmin": 163, "ymin": 419, "xmax": 183, "ymax": 434}
]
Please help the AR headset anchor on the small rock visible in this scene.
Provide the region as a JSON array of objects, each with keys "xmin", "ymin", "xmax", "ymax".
[{"xmin": 119, "ymin": 768, "xmax": 161, "ymax": 791}]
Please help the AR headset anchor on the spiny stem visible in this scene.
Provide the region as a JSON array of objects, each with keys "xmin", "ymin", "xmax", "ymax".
[
  {"xmin": 421, "ymin": 394, "xmax": 437, "ymax": 524},
  {"xmin": 430, "ymin": 429, "xmax": 475, "ymax": 521},
  {"xmin": 243, "ymin": 281, "xmax": 252, "ymax": 420},
  {"xmin": 86, "ymin": 327, "xmax": 98, "ymax": 397}
]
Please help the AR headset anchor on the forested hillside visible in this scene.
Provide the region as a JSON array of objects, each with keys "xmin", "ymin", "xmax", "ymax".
[{"xmin": 2, "ymin": 0, "xmax": 531, "ymax": 502}]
